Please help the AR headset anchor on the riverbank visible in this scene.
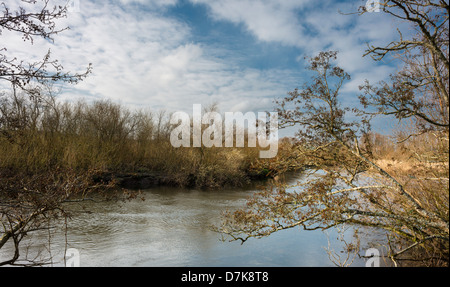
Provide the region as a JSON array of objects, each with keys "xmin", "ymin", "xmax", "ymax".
[
  {"xmin": 0, "ymin": 97, "xmax": 303, "ymax": 191},
  {"xmin": 91, "ymin": 168, "xmax": 278, "ymax": 190}
]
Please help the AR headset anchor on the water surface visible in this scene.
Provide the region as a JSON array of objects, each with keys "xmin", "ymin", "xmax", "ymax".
[{"xmin": 1, "ymin": 174, "xmax": 382, "ymax": 267}]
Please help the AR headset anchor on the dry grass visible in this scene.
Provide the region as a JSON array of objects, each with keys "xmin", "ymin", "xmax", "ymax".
[
  {"xmin": 374, "ymin": 159, "xmax": 449, "ymax": 176},
  {"xmin": 0, "ymin": 94, "xmax": 289, "ymax": 189}
]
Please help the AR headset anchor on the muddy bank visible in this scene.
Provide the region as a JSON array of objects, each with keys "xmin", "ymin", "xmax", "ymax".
[
  {"xmin": 92, "ymin": 169, "xmax": 276, "ymax": 190},
  {"xmin": 92, "ymin": 171, "xmax": 174, "ymax": 189}
]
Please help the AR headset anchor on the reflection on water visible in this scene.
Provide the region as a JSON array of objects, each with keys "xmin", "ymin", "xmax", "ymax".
[{"xmin": 1, "ymin": 173, "xmax": 385, "ymax": 267}]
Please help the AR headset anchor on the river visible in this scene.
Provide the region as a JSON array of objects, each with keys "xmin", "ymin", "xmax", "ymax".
[{"xmin": 1, "ymin": 173, "xmax": 386, "ymax": 267}]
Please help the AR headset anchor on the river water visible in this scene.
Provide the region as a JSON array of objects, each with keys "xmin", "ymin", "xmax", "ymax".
[{"xmin": 1, "ymin": 173, "xmax": 385, "ymax": 267}]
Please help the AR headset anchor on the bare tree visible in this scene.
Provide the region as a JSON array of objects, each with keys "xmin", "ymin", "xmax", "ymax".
[
  {"xmin": 216, "ymin": 3, "xmax": 449, "ymax": 267},
  {"xmin": 359, "ymin": 0, "xmax": 449, "ymax": 131},
  {"xmin": 0, "ymin": 0, "xmax": 92, "ymax": 91},
  {"xmin": 0, "ymin": 0, "xmax": 92, "ymax": 266},
  {"xmin": 217, "ymin": 50, "xmax": 448, "ymax": 266},
  {"xmin": 0, "ymin": 169, "xmax": 98, "ymax": 266}
]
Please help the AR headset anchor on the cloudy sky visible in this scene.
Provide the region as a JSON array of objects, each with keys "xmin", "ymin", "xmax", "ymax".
[{"xmin": 2, "ymin": 0, "xmax": 407, "ymax": 135}]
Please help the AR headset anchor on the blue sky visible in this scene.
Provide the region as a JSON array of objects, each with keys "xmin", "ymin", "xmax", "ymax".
[{"xmin": 2, "ymin": 0, "xmax": 408, "ymax": 135}]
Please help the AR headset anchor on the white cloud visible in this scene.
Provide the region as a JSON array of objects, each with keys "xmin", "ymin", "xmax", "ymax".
[
  {"xmin": 191, "ymin": 0, "xmax": 403, "ymax": 92},
  {"xmin": 28, "ymin": 0, "xmax": 297, "ymax": 114},
  {"xmin": 118, "ymin": 0, "xmax": 178, "ymax": 6},
  {"xmin": 1, "ymin": 0, "xmax": 406, "ymax": 121},
  {"xmin": 190, "ymin": 0, "xmax": 313, "ymax": 47}
]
